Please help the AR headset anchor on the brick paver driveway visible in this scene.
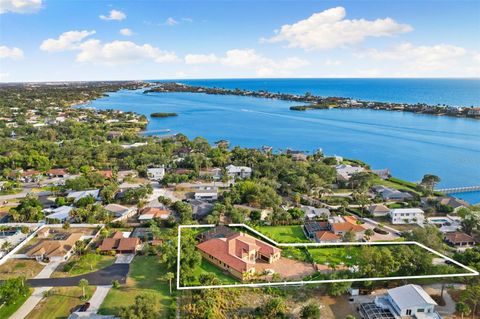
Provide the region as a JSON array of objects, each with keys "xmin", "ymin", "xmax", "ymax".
[{"xmin": 255, "ymin": 257, "xmax": 315, "ymax": 280}]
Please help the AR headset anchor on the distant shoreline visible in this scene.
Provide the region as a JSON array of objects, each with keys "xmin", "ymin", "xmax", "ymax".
[{"xmin": 144, "ymin": 82, "xmax": 480, "ymax": 120}]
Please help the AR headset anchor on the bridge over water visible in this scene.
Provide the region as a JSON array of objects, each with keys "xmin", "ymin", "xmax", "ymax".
[{"xmin": 435, "ymin": 185, "xmax": 480, "ymax": 194}]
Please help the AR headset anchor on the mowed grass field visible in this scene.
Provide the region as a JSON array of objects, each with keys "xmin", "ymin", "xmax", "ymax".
[
  {"xmin": 52, "ymin": 255, "xmax": 115, "ymax": 278},
  {"xmin": 189, "ymin": 259, "xmax": 239, "ymax": 286},
  {"xmin": 98, "ymin": 256, "xmax": 172, "ymax": 317},
  {"xmin": 255, "ymin": 225, "xmax": 309, "ymax": 243},
  {"xmin": 25, "ymin": 286, "xmax": 95, "ymax": 319}
]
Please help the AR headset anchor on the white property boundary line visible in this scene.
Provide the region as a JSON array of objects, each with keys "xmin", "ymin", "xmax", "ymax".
[{"xmin": 176, "ymin": 223, "xmax": 479, "ymax": 290}]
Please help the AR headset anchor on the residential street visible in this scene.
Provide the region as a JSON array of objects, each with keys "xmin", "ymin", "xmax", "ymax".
[{"xmin": 26, "ymin": 263, "xmax": 129, "ymax": 287}]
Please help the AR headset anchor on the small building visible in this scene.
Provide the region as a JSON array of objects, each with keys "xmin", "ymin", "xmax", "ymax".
[
  {"xmin": 301, "ymin": 206, "xmax": 330, "ymax": 220},
  {"xmin": 45, "ymin": 206, "xmax": 74, "ymax": 222},
  {"xmin": 329, "ymin": 216, "xmax": 366, "ymax": 240},
  {"xmin": 371, "ymin": 169, "xmax": 391, "ymax": 180},
  {"xmin": 98, "ymin": 170, "xmax": 114, "ymax": 179},
  {"xmin": 147, "ymin": 167, "xmax": 165, "ymax": 181},
  {"xmin": 26, "ymin": 232, "xmax": 83, "ymax": 261},
  {"xmin": 444, "ymin": 232, "xmax": 476, "ymax": 247},
  {"xmin": 138, "ymin": 207, "xmax": 171, "ymax": 221},
  {"xmin": 226, "ymin": 165, "xmax": 252, "ymax": 180},
  {"xmin": 190, "ymin": 199, "xmax": 214, "ymax": 220},
  {"xmin": 104, "ymin": 204, "xmax": 136, "ymax": 221},
  {"xmin": 315, "ymin": 231, "xmax": 341, "ymax": 243},
  {"xmin": 291, "ymin": 153, "xmax": 308, "ymax": 161},
  {"xmin": 98, "ymin": 232, "xmax": 140, "ymax": 254},
  {"xmin": 390, "ymin": 208, "xmax": 425, "ymax": 224},
  {"xmin": 199, "ymin": 168, "xmax": 222, "ymax": 180},
  {"xmin": 368, "ymin": 204, "xmax": 391, "ymax": 217},
  {"xmin": 193, "ymin": 188, "xmax": 218, "ymax": 201},
  {"xmin": 46, "ymin": 168, "xmax": 68, "ymax": 178},
  {"xmin": 67, "ymin": 189, "xmax": 100, "ymax": 203},
  {"xmin": 437, "ymin": 197, "xmax": 469, "ymax": 212}
]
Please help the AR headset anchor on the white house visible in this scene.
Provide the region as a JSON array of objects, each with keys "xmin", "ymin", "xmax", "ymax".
[
  {"xmin": 390, "ymin": 208, "xmax": 425, "ymax": 224},
  {"xmin": 335, "ymin": 164, "xmax": 364, "ymax": 182},
  {"xmin": 104, "ymin": 204, "xmax": 136, "ymax": 221},
  {"xmin": 67, "ymin": 189, "xmax": 100, "ymax": 203},
  {"xmin": 226, "ymin": 165, "xmax": 252, "ymax": 179},
  {"xmin": 194, "ymin": 189, "xmax": 218, "ymax": 201},
  {"xmin": 147, "ymin": 167, "xmax": 165, "ymax": 181},
  {"xmin": 45, "ymin": 206, "xmax": 74, "ymax": 222},
  {"xmin": 301, "ymin": 206, "xmax": 330, "ymax": 220},
  {"xmin": 376, "ymin": 284, "xmax": 439, "ymax": 318}
]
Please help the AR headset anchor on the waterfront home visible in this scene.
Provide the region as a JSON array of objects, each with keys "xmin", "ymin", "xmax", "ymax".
[
  {"xmin": 427, "ymin": 215, "xmax": 461, "ymax": 233},
  {"xmin": 437, "ymin": 197, "xmax": 469, "ymax": 212},
  {"xmin": 147, "ymin": 167, "xmax": 165, "ymax": 181},
  {"xmin": 372, "ymin": 185, "xmax": 414, "ymax": 201},
  {"xmin": 99, "ymin": 231, "xmax": 140, "ymax": 254},
  {"xmin": 104, "ymin": 203, "xmax": 136, "ymax": 221},
  {"xmin": 196, "ymin": 230, "xmax": 281, "ymax": 281},
  {"xmin": 371, "ymin": 169, "xmax": 391, "ymax": 180},
  {"xmin": 444, "ymin": 232, "xmax": 476, "ymax": 247},
  {"xmin": 26, "ymin": 232, "xmax": 83, "ymax": 262},
  {"xmin": 44, "ymin": 206, "xmax": 74, "ymax": 222},
  {"xmin": 226, "ymin": 164, "xmax": 252, "ymax": 179},
  {"xmin": 193, "ymin": 188, "xmax": 218, "ymax": 201},
  {"xmin": 335, "ymin": 164, "xmax": 364, "ymax": 182},
  {"xmin": 360, "ymin": 284, "xmax": 440, "ymax": 319},
  {"xmin": 390, "ymin": 208, "xmax": 425, "ymax": 224},
  {"xmin": 368, "ymin": 203, "xmax": 391, "ymax": 217},
  {"xmin": 301, "ymin": 205, "xmax": 330, "ymax": 220},
  {"xmin": 67, "ymin": 189, "xmax": 100, "ymax": 203}
]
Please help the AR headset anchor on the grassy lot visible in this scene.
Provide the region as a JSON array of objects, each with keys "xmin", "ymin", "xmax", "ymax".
[
  {"xmin": 98, "ymin": 256, "xmax": 171, "ymax": 317},
  {"xmin": 374, "ymin": 177, "xmax": 421, "ymax": 195},
  {"xmin": 52, "ymin": 255, "xmax": 115, "ymax": 278},
  {"xmin": 0, "ymin": 288, "xmax": 32, "ymax": 318},
  {"xmin": 0, "ymin": 259, "xmax": 44, "ymax": 279},
  {"xmin": 189, "ymin": 259, "xmax": 239, "ymax": 285},
  {"xmin": 255, "ymin": 225, "xmax": 309, "ymax": 243},
  {"xmin": 308, "ymin": 247, "xmax": 361, "ymax": 266},
  {"xmin": 25, "ymin": 286, "xmax": 95, "ymax": 319}
]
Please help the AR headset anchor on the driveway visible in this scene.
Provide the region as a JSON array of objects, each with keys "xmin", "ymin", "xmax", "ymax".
[
  {"xmin": 26, "ymin": 263, "xmax": 129, "ymax": 287},
  {"xmin": 85, "ymin": 285, "xmax": 112, "ymax": 313},
  {"xmin": 115, "ymin": 254, "xmax": 135, "ymax": 264}
]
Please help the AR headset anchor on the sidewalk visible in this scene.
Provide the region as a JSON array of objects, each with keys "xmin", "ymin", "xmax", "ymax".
[{"xmin": 10, "ymin": 287, "xmax": 52, "ymax": 319}]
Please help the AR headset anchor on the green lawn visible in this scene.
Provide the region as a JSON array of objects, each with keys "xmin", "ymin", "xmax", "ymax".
[
  {"xmin": 52, "ymin": 255, "xmax": 115, "ymax": 278},
  {"xmin": 25, "ymin": 286, "xmax": 95, "ymax": 319},
  {"xmin": 0, "ymin": 289, "xmax": 32, "ymax": 318},
  {"xmin": 98, "ymin": 256, "xmax": 172, "ymax": 317},
  {"xmin": 307, "ymin": 247, "xmax": 361, "ymax": 266},
  {"xmin": 374, "ymin": 177, "xmax": 421, "ymax": 195},
  {"xmin": 189, "ymin": 259, "xmax": 239, "ymax": 285},
  {"xmin": 0, "ymin": 259, "xmax": 44, "ymax": 280},
  {"xmin": 255, "ymin": 225, "xmax": 309, "ymax": 243}
]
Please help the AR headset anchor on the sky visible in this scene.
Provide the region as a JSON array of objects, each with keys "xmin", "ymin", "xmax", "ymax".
[{"xmin": 0, "ymin": 0, "xmax": 479, "ymax": 82}]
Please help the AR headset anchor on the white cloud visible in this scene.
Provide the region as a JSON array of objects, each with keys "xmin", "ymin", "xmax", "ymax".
[
  {"xmin": 165, "ymin": 17, "xmax": 178, "ymax": 26},
  {"xmin": 185, "ymin": 53, "xmax": 218, "ymax": 64},
  {"xmin": 99, "ymin": 9, "xmax": 126, "ymax": 21},
  {"xmin": 0, "ymin": 72, "xmax": 10, "ymax": 81},
  {"xmin": 324, "ymin": 59, "xmax": 342, "ymax": 66},
  {"xmin": 0, "ymin": 45, "xmax": 24, "ymax": 59},
  {"xmin": 0, "ymin": 0, "xmax": 42, "ymax": 14},
  {"xmin": 473, "ymin": 53, "xmax": 480, "ymax": 63},
  {"xmin": 119, "ymin": 28, "xmax": 134, "ymax": 36},
  {"xmin": 263, "ymin": 7, "xmax": 412, "ymax": 50},
  {"xmin": 76, "ymin": 40, "xmax": 178, "ymax": 65},
  {"xmin": 40, "ymin": 30, "xmax": 96, "ymax": 52},
  {"xmin": 359, "ymin": 43, "xmax": 466, "ymax": 71},
  {"xmin": 185, "ymin": 48, "xmax": 309, "ymax": 76}
]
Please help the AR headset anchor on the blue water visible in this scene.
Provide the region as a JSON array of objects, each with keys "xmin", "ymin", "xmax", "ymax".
[
  {"xmin": 88, "ymin": 79, "xmax": 480, "ymax": 204},
  {"xmin": 166, "ymin": 78, "xmax": 480, "ymax": 107}
]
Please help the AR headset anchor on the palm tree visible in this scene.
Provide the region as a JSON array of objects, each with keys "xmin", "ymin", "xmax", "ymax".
[
  {"xmin": 78, "ymin": 278, "xmax": 89, "ymax": 300},
  {"xmin": 164, "ymin": 272, "xmax": 174, "ymax": 294}
]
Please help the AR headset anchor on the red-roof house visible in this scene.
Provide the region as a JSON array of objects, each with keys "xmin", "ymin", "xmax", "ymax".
[
  {"xmin": 196, "ymin": 232, "xmax": 281, "ymax": 281},
  {"xmin": 99, "ymin": 232, "xmax": 140, "ymax": 254}
]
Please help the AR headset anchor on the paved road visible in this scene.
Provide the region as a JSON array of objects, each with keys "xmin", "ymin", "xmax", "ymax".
[{"xmin": 26, "ymin": 264, "xmax": 129, "ymax": 288}]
